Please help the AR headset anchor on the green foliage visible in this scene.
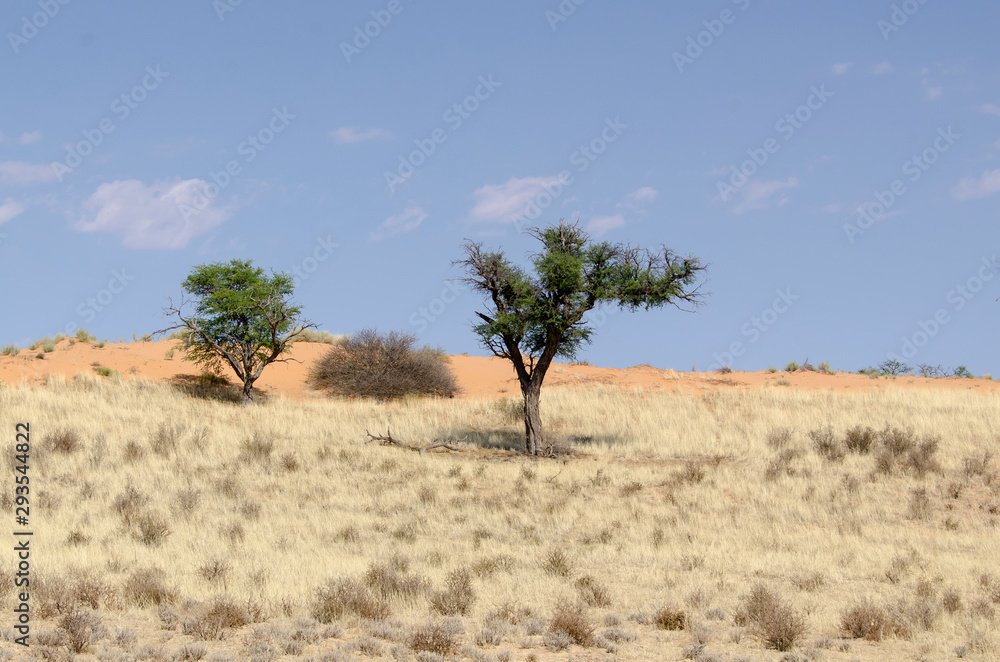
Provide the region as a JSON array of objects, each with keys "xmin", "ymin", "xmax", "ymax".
[
  {"xmin": 75, "ymin": 328, "xmax": 95, "ymax": 343},
  {"xmin": 878, "ymin": 359, "xmax": 911, "ymax": 376},
  {"xmin": 953, "ymin": 365, "xmax": 974, "ymax": 379},
  {"xmin": 459, "ymin": 222, "xmax": 706, "ymax": 366},
  {"xmin": 162, "ymin": 259, "xmax": 313, "ymax": 402},
  {"xmin": 818, "ymin": 361, "xmax": 832, "ymax": 373},
  {"xmin": 858, "ymin": 366, "xmax": 881, "ymax": 378},
  {"xmin": 785, "ymin": 361, "xmax": 800, "ymax": 372},
  {"xmin": 1, "ymin": 344, "xmax": 18, "ymax": 356}
]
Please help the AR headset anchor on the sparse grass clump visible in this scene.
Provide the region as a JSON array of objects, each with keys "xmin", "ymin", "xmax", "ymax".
[
  {"xmin": 183, "ymin": 596, "xmax": 251, "ymax": 640},
  {"xmin": 575, "ymin": 575, "xmax": 612, "ymax": 607},
  {"xmin": 409, "ymin": 619, "xmax": 463, "ymax": 656},
  {"xmin": 46, "ymin": 429, "xmax": 82, "ymax": 454},
  {"xmin": 121, "ymin": 568, "xmax": 176, "ymax": 607},
  {"xmin": 1, "ymin": 343, "xmax": 18, "ymax": 356},
  {"xmin": 309, "ymin": 328, "xmax": 457, "ymax": 400},
  {"xmin": 653, "ymin": 605, "xmax": 687, "ymax": 631},
  {"xmin": 364, "ymin": 559, "xmax": 426, "ymax": 604}
]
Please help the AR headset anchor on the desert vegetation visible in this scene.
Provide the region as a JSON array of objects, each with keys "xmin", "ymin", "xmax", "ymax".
[{"xmin": 0, "ymin": 372, "xmax": 997, "ymax": 660}]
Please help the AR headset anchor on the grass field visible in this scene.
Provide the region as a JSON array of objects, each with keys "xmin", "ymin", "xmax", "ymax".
[{"xmin": 1, "ymin": 374, "xmax": 998, "ymax": 661}]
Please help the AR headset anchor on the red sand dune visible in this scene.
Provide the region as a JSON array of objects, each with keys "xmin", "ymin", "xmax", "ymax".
[{"xmin": 1, "ymin": 340, "xmax": 997, "ymax": 400}]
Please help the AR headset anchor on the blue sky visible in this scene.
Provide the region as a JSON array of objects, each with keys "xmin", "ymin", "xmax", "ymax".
[{"xmin": 1, "ymin": 1, "xmax": 998, "ymax": 373}]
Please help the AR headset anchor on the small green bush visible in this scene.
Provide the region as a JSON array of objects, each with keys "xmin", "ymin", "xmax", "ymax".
[
  {"xmin": 1, "ymin": 344, "xmax": 18, "ymax": 356},
  {"xmin": 785, "ymin": 361, "xmax": 800, "ymax": 372}
]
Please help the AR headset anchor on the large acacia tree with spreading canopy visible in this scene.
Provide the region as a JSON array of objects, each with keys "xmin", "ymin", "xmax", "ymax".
[
  {"xmin": 456, "ymin": 221, "xmax": 707, "ymax": 455},
  {"xmin": 160, "ymin": 259, "xmax": 316, "ymax": 404}
]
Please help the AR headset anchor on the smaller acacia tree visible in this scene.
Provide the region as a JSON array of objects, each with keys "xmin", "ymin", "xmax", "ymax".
[
  {"xmin": 160, "ymin": 259, "xmax": 316, "ymax": 404},
  {"xmin": 456, "ymin": 221, "xmax": 707, "ymax": 455}
]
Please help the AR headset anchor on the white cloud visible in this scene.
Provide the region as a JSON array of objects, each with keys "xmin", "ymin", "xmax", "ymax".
[
  {"xmin": 626, "ymin": 186, "xmax": 658, "ymax": 203},
  {"xmin": 469, "ymin": 175, "xmax": 565, "ymax": 224},
  {"xmin": 586, "ymin": 214, "xmax": 625, "ymax": 237},
  {"xmin": 330, "ymin": 126, "xmax": 391, "ymax": 145},
  {"xmin": 731, "ymin": 178, "xmax": 799, "ymax": 214},
  {"xmin": 952, "ymin": 169, "xmax": 1000, "ymax": 201},
  {"xmin": 922, "ymin": 79, "xmax": 942, "ymax": 100},
  {"xmin": 0, "ymin": 198, "xmax": 26, "ymax": 225},
  {"xmin": 832, "ymin": 62, "xmax": 853, "ymax": 75},
  {"xmin": 976, "ymin": 103, "xmax": 1000, "ymax": 117},
  {"xmin": 872, "ymin": 61, "xmax": 893, "ymax": 75},
  {"xmin": 0, "ymin": 161, "xmax": 59, "ymax": 184},
  {"xmin": 17, "ymin": 131, "xmax": 41, "ymax": 145},
  {"xmin": 369, "ymin": 204, "xmax": 428, "ymax": 241},
  {"xmin": 76, "ymin": 179, "xmax": 231, "ymax": 249}
]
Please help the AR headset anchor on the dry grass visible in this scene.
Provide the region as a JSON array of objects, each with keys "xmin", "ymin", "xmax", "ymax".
[{"xmin": 0, "ymin": 375, "xmax": 998, "ymax": 660}]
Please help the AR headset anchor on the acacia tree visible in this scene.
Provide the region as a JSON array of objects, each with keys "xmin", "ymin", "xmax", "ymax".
[
  {"xmin": 160, "ymin": 259, "xmax": 316, "ymax": 404},
  {"xmin": 456, "ymin": 221, "xmax": 707, "ymax": 455}
]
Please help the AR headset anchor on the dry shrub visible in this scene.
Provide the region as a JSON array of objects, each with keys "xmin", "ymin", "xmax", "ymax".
[
  {"xmin": 241, "ymin": 432, "xmax": 275, "ymax": 463},
  {"xmin": 844, "ymin": 425, "xmax": 876, "ymax": 454},
  {"xmin": 430, "ymin": 568, "xmax": 475, "ymax": 616},
  {"xmin": 309, "ymin": 328, "xmax": 458, "ymax": 400},
  {"xmin": 409, "ymin": 619, "xmax": 463, "ymax": 656},
  {"xmin": 488, "ymin": 600, "xmax": 534, "ymax": 626},
  {"xmin": 364, "ymin": 559, "xmax": 426, "ymax": 604},
  {"xmin": 942, "ymin": 589, "xmax": 963, "ymax": 614},
  {"xmin": 840, "ymin": 599, "xmax": 890, "ymax": 641},
  {"xmin": 150, "ymin": 424, "xmax": 180, "ymax": 457},
  {"xmin": 549, "ymin": 601, "xmax": 595, "ymax": 647},
  {"xmin": 653, "ymin": 605, "xmax": 687, "ymax": 630},
  {"xmin": 809, "ymin": 426, "xmax": 845, "ymax": 462},
  {"xmin": 471, "ymin": 554, "xmax": 515, "ymax": 578},
  {"xmin": 112, "ymin": 482, "xmax": 149, "ymax": 525},
  {"xmin": 312, "ymin": 578, "xmax": 390, "ymax": 623},
  {"xmin": 874, "ymin": 426, "xmax": 941, "ymax": 478},
  {"xmin": 134, "ymin": 511, "xmax": 171, "ymax": 546},
  {"xmin": 542, "ymin": 548, "xmax": 574, "ymax": 577},
  {"xmin": 175, "ymin": 487, "xmax": 202, "ymax": 516},
  {"xmin": 122, "ymin": 567, "xmax": 176, "ymax": 607},
  {"xmin": 766, "ymin": 428, "xmax": 793, "ymax": 449},
  {"xmin": 198, "ymin": 558, "xmax": 232, "ymax": 585},
  {"xmin": 765, "ymin": 448, "xmax": 804, "ymax": 481},
  {"xmin": 47, "ymin": 429, "xmax": 82, "ymax": 454},
  {"xmin": 34, "ymin": 573, "xmax": 75, "ymax": 618},
  {"xmin": 735, "ymin": 584, "xmax": 806, "ymax": 652},
  {"xmin": 575, "ymin": 575, "xmax": 612, "ymax": 607},
  {"xmin": 58, "ymin": 609, "xmax": 103, "ymax": 654},
  {"xmin": 183, "ymin": 596, "xmax": 251, "ymax": 640}
]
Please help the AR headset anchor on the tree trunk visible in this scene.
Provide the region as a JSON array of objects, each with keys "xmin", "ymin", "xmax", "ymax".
[
  {"xmin": 241, "ymin": 379, "xmax": 255, "ymax": 405},
  {"xmin": 522, "ymin": 380, "xmax": 543, "ymax": 455}
]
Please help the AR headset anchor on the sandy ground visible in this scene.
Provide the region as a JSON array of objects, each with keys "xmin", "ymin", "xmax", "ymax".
[{"xmin": 2, "ymin": 339, "xmax": 997, "ymax": 400}]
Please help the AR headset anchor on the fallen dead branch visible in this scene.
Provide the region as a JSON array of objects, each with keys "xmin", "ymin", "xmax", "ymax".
[{"xmin": 365, "ymin": 427, "xmax": 465, "ymax": 454}]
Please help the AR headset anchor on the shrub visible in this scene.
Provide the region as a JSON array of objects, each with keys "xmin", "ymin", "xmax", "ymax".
[
  {"xmin": 309, "ymin": 328, "xmax": 458, "ymax": 400},
  {"xmin": 183, "ymin": 597, "xmax": 250, "ymax": 640},
  {"xmin": 46, "ymin": 429, "xmax": 82, "ymax": 454},
  {"xmin": 1, "ymin": 344, "xmax": 18, "ymax": 356},
  {"xmin": 785, "ymin": 361, "xmax": 800, "ymax": 372},
  {"xmin": 878, "ymin": 359, "xmax": 911, "ymax": 376},
  {"xmin": 844, "ymin": 425, "xmax": 876, "ymax": 454},
  {"xmin": 735, "ymin": 584, "xmax": 806, "ymax": 651},
  {"xmin": 59, "ymin": 609, "xmax": 103, "ymax": 654},
  {"xmin": 409, "ymin": 619, "xmax": 463, "ymax": 656},
  {"xmin": 430, "ymin": 568, "xmax": 475, "ymax": 616},
  {"xmin": 809, "ymin": 426, "xmax": 845, "ymax": 462},
  {"xmin": 122, "ymin": 568, "xmax": 176, "ymax": 607},
  {"xmin": 42, "ymin": 340, "xmax": 56, "ymax": 353},
  {"xmin": 818, "ymin": 361, "xmax": 832, "ymax": 373},
  {"xmin": 364, "ymin": 560, "xmax": 426, "ymax": 604},
  {"xmin": 575, "ymin": 575, "xmax": 612, "ymax": 607},
  {"xmin": 542, "ymin": 548, "xmax": 574, "ymax": 577},
  {"xmin": 312, "ymin": 578, "xmax": 390, "ymax": 623},
  {"xmin": 953, "ymin": 365, "xmax": 974, "ymax": 379},
  {"xmin": 549, "ymin": 601, "xmax": 595, "ymax": 647},
  {"xmin": 653, "ymin": 605, "xmax": 686, "ymax": 630},
  {"xmin": 840, "ymin": 599, "xmax": 889, "ymax": 641}
]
